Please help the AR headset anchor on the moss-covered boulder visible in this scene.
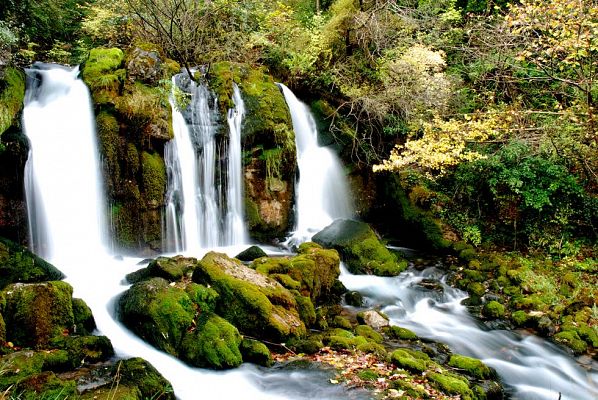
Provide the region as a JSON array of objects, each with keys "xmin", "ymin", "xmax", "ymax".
[
  {"xmin": 252, "ymin": 242, "xmax": 341, "ymax": 305},
  {"xmin": 448, "ymin": 354, "xmax": 494, "ymax": 379},
  {"xmin": 0, "ymin": 237, "xmax": 64, "ymax": 290},
  {"xmin": 240, "ymin": 338, "xmax": 272, "ymax": 367},
  {"xmin": 235, "ymin": 245, "xmax": 268, "ymax": 262},
  {"xmin": 81, "ymin": 47, "xmax": 125, "ymax": 105},
  {"xmin": 208, "ymin": 62, "xmax": 296, "ymax": 241},
  {"xmin": 312, "ymin": 219, "xmax": 407, "ymax": 276},
  {"xmin": 115, "ymin": 358, "xmax": 176, "ymax": 400},
  {"xmin": 1, "ymin": 281, "xmax": 74, "ymax": 348},
  {"xmin": 193, "ymin": 252, "xmax": 305, "ymax": 342},
  {"xmin": 72, "ymin": 297, "xmax": 96, "ymax": 335},
  {"xmin": 180, "ymin": 312, "xmax": 243, "ymax": 369},
  {"xmin": 141, "ymin": 255, "xmax": 196, "ymax": 282},
  {"xmin": 118, "ymin": 277, "xmax": 195, "ymax": 356},
  {"xmin": 390, "ymin": 348, "xmax": 429, "ymax": 373},
  {"xmin": 428, "ymin": 372, "xmax": 474, "ymax": 400}
]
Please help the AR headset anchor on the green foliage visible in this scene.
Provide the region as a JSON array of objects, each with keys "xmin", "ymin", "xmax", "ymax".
[
  {"xmin": 0, "ymin": 68, "xmax": 25, "ymax": 138},
  {"xmin": 81, "ymin": 47, "xmax": 125, "ymax": 104}
]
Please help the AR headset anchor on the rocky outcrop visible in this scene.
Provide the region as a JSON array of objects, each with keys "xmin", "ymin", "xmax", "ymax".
[
  {"xmin": 208, "ymin": 62, "xmax": 296, "ymax": 242},
  {"xmin": 82, "ymin": 46, "xmax": 178, "ymax": 254},
  {"xmin": 312, "ymin": 219, "xmax": 408, "ymax": 276}
]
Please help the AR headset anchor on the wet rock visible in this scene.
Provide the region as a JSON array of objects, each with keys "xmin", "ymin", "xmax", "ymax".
[
  {"xmin": 415, "ymin": 278, "xmax": 445, "ymax": 293},
  {"xmin": 146, "ymin": 255, "xmax": 196, "ymax": 282},
  {"xmin": 358, "ymin": 310, "xmax": 389, "ymax": 329},
  {"xmin": 193, "ymin": 252, "xmax": 305, "ymax": 341},
  {"xmin": 345, "ymin": 290, "xmax": 364, "ymax": 307},
  {"xmin": 72, "ymin": 298, "xmax": 96, "ymax": 335},
  {"xmin": 313, "ymin": 219, "xmax": 407, "ymax": 276},
  {"xmin": 240, "ymin": 338, "xmax": 272, "ymax": 367},
  {"xmin": 236, "ymin": 245, "xmax": 268, "ymax": 262},
  {"xmin": 115, "ymin": 358, "xmax": 175, "ymax": 399},
  {"xmin": 126, "ymin": 47, "xmax": 163, "ymax": 85}
]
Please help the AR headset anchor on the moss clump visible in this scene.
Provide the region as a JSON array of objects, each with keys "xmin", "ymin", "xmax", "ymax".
[
  {"xmin": 331, "ymin": 315, "xmax": 353, "ymax": 330},
  {"xmin": 13, "ymin": 371, "xmax": 77, "ymax": 400},
  {"xmin": 355, "ymin": 325, "xmax": 383, "ymax": 343},
  {"xmin": 554, "ymin": 330, "xmax": 588, "ymax": 354},
  {"xmin": 72, "ymin": 298, "xmax": 96, "ymax": 335},
  {"xmin": 141, "ymin": 151, "xmax": 166, "ymax": 207},
  {"xmin": 357, "ymin": 369, "xmax": 379, "ymax": 381},
  {"xmin": 235, "ymin": 245, "xmax": 268, "ymax": 262},
  {"xmin": 385, "ymin": 325, "xmax": 418, "ymax": 341},
  {"xmin": 511, "ymin": 310, "xmax": 529, "ymax": 326},
  {"xmin": 390, "ymin": 349, "xmax": 428, "ymax": 373},
  {"xmin": 482, "ymin": 301, "xmax": 505, "ymax": 319},
  {"xmin": 0, "ymin": 67, "xmax": 25, "ymax": 137},
  {"xmin": 81, "ymin": 48, "xmax": 125, "ymax": 104},
  {"xmin": 1, "ymin": 281, "xmax": 74, "ymax": 348},
  {"xmin": 312, "ymin": 219, "xmax": 406, "ymax": 276},
  {"xmin": 448, "ymin": 354, "xmax": 493, "ymax": 379},
  {"xmin": 293, "ymin": 292, "xmax": 316, "ymax": 326},
  {"xmin": 185, "ymin": 282, "xmax": 219, "ymax": 314},
  {"xmin": 116, "ymin": 358, "xmax": 175, "ymax": 400},
  {"xmin": 287, "ymin": 338, "xmax": 323, "ymax": 354},
  {"xmin": 0, "ymin": 350, "xmax": 71, "ymax": 390},
  {"xmin": 240, "ymin": 338, "xmax": 272, "ymax": 367},
  {"xmin": 116, "ymin": 82, "xmax": 163, "ymax": 129},
  {"xmin": 144, "ymin": 256, "xmax": 196, "ymax": 282},
  {"xmin": 193, "ymin": 252, "xmax": 305, "ymax": 342},
  {"xmin": 118, "ymin": 277, "xmax": 195, "ymax": 356},
  {"xmin": 49, "ymin": 335, "xmax": 114, "ymax": 367},
  {"xmin": 180, "ymin": 312, "xmax": 242, "ymax": 369},
  {"xmin": 0, "ymin": 237, "xmax": 65, "ymax": 290},
  {"xmin": 356, "ymin": 342, "xmax": 387, "ymax": 357},
  {"xmin": 428, "ymin": 372, "xmax": 474, "ymax": 400}
]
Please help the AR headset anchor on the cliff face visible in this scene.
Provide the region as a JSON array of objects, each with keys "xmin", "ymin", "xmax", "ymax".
[{"xmin": 0, "ymin": 67, "xmax": 27, "ymax": 244}]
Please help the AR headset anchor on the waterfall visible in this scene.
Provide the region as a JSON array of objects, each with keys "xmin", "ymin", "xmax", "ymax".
[
  {"xmin": 278, "ymin": 84, "xmax": 353, "ymax": 244},
  {"xmin": 24, "ymin": 64, "xmax": 107, "ymax": 261},
  {"xmin": 164, "ymin": 74, "xmax": 247, "ymax": 253}
]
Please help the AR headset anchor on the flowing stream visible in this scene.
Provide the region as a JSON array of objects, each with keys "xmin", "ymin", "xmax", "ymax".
[
  {"xmin": 20, "ymin": 65, "xmax": 598, "ymax": 400},
  {"xmin": 278, "ymin": 84, "xmax": 353, "ymax": 244},
  {"xmin": 22, "ymin": 65, "xmax": 357, "ymax": 400},
  {"xmin": 340, "ymin": 264, "xmax": 598, "ymax": 400}
]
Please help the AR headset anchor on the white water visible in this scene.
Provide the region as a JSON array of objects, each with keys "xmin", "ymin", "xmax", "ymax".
[
  {"xmin": 23, "ymin": 66, "xmax": 358, "ymax": 400},
  {"xmin": 340, "ymin": 264, "xmax": 598, "ymax": 400},
  {"xmin": 278, "ymin": 84, "xmax": 353, "ymax": 244},
  {"xmin": 164, "ymin": 75, "xmax": 247, "ymax": 253}
]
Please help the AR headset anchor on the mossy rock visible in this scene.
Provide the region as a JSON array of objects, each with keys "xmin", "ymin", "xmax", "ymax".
[
  {"xmin": 81, "ymin": 48, "xmax": 125, "ymax": 105},
  {"xmin": 141, "ymin": 151, "xmax": 167, "ymax": 208},
  {"xmin": 293, "ymin": 291, "xmax": 316, "ymax": 326},
  {"xmin": 312, "ymin": 219, "xmax": 406, "ymax": 276},
  {"xmin": 185, "ymin": 282, "xmax": 219, "ymax": 314},
  {"xmin": 49, "ymin": 335, "xmax": 115, "ymax": 367},
  {"xmin": 448, "ymin": 354, "xmax": 494, "ymax": 379},
  {"xmin": 180, "ymin": 312, "xmax": 242, "ymax": 369},
  {"xmin": 0, "ymin": 237, "xmax": 65, "ymax": 290},
  {"xmin": 253, "ymin": 243, "xmax": 341, "ymax": 305},
  {"xmin": 193, "ymin": 252, "xmax": 305, "ymax": 342},
  {"xmin": 145, "ymin": 256, "xmax": 197, "ymax": 282},
  {"xmin": 287, "ymin": 337, "xmax": 323, "ymax": 354},
  {"xmin": 235, "ymin": 245, "xmax": 268, "ymax": 262},
  {"xmin": 240, "ymin": 338, "xmax": 272, "ymax": 367},
  {"xmin": 428, "ymin": 372, "xmax": 474, "ymax": 400},
  {"xmin": 12, "ymin": 371, "xmax": 77, "ymax": 400},
  {"xmin": 331, "ymin": 315, "xmax": 353, "ymax": 330},
  {"xmin": 72, "ymin": 297, "xmax": 96, "ymax": 335},
  {"xmin": 554, "ymin": 330, "xmax": 588, "ymax": 354},
  {"xmin": 390, "ymin": 349, "xmax": 428, "ymax": 373},
  {"xmin": 0, "ymin": 67, "xmax": 25, "ymax": 136},
  {"xmin": 344, "ymin": 290, "xmax": 364, "ymax": 307},
  {"xmin": 118, "ymin": 277, "xmax": 195, "ymax": 356},
  {"xmin": 482, "ymin": 301, "xmax": 505, "ymax": 319},
  {"xmin": 1, "ymin": 281, "xmax": 74, "ymax": 348},
  {"xmin": 511, "ymin": 310, "xmax": 529, "ymax": 327},
  {"xmin": 354, "ymin": 325, "xmax": 383, "ymax": 344},
  {"xmin": 356, "ymin": 342, "xmax": 387, "ymax": 358},
  {"xmin": 0, "ymin": 349, "xmax": 71, "ymax": 391},
  {"xmin": 385, "ymin": 325, "xmax": 418, "ymax": 341},
  {"xmin": 115, "ymin": 358, "xmax": 175, "ymax": 400}
]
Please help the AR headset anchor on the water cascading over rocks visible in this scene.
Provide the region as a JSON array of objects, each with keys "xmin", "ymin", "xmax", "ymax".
[{"xmin": 164, "ymin": 73, "xmax": 247, "ymax": 254}]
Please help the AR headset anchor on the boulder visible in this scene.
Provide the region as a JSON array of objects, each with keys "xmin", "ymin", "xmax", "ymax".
[
  {"xmin": 126, "ymin": 47, "xmax": 163, "ymax": 85},
  {"xmin": 0, "ymin": 237, "xmax": 64, "ymax": 290},
  {"xmin": 193, "ymin": 252, "xmax": 305, "ymax": 341},
  {"xmin": 235, "ymin": 245, "xmax": 268, "ymax": 262},
  {"xmin": 358, "ymin": 310, "xmax": 389, "ymax": 329},
  {"xmin": 1, "ymin": 281, "xmax": 74, "ymax": 348},
  {"xmin": 312, "ymin": 219, "xmax": 407, "ymax": 276},
  {"xmin": 115, "ymin": 358, "xmax": 176, "ymax": 400}
]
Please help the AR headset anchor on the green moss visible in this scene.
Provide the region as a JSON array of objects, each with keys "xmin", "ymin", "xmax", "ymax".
[
  {"xmin": 326, "ymin": 335, "xmax": 353, "ymax": 350},
  {"xmin": 72, "ymin": 298, "xmax": 96, "ymax": 335},
  {"xmin": 0, "ymin": 238, "xmax": 65, "ymax": 290},
  {"xmin": 357, "ymin": 369, "xmax": 379, "ymax": 381},
  {"xmin": 511, "ymin": 310, "xmax": 529, "ymax": 326},
  {"xmin": 0, "ymin": 349, "xmax": 71, "ymax": 390},
  {"xmin": 181, "ymin": 312, "xmax": 242, "ymax": 369},
  {"xmin": 327, "ymin": 328, "xmax": 354, "ymax": 339},
  {"xmin": 81, "ymin": 48, "xmax": 125, "ymax": 104},
  {"xmin": 1, "ymin": 281, "xmax": 74, "ymax": 348},
  {"xmin": 331, "ymin": 315, "xmax": 353, "ymax": 330},
  {"xmin": 49, "ymin": 335, "xmax": 114, "ymax": 367},
  {"xmin": 554, "ymin": 330, "xmax": 588, "ymax": 354},
  {"xmin": 13, "ymin": 371, "xmax": 77, "ymax": 400},
  {"xmin": 185, "ymin": 282, "xmax": 219, "ymax": 314},
  {"xmin": 356, "ymin": 342, "xmax": 387, "ymax": 357},
  {"xmin": 287, "ymin": 338, "xmax": 323, "ymax": 354},
  {"xmin": 118, "ymin": 277, "xmax": 195, "ymax": 356},
  {"xmin": 116, "ymin": 82, "xmax": 163, "ymax": 129},
  {"xmin": 116, "ymin": 358, "xmax": 175, "ymax": 399},
  {"xmin": 0, "ymin": 67, "xmax": 25, "ymax": 137},
  {"xmin": 482, "ymin": 301, "xmax": 505, "ymax": 319},
  {"xmin": 293, "ymin": 292, "xmax": 316, "ymax": 326},
  {"xmin": 390, "ymin": 349, "xmax": 428, "ymax": 373},
  {"xmin": 240, "ymin": 338, "xmax": 272, "ymax": 367},
  {"xmin": 354, "ymin": 325, "xmax": 383, "ymax": 343},
  {"xmin": 193, "ymin": 252, "xmax": 305, "ymax": 342},
  {"xmin": 141, "ymin": 151, "xmax": 166, "ymax": 206},
  {"xmin": 385, "ymin": 325, "xmax": 418, "ymax": 341},
  {"xmin": 448, "ymin": 354, "xmax": 493, "ymax": 379},
  {"xmin": 576, "ymin": 324, "xmax": 598, "ymax": 348},
  {"xmin": 96, "ymin": 111, "xmax": 120, "ymax": 193},
  {"xmin": 428, "ymin": 372, "xmax": 474, "ymax": 400},
  {"xmin": 467, "ymin": 282, "xmax": 485, "ymax": 297},
  {"xmin": 145, "ymin": 256, "xmax": 195, "ymax": 282}
]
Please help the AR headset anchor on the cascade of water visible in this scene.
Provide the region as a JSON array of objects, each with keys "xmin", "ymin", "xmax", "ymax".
[
  {"xmin": 164, "ymin": 74, "xmax": 247, "ymax": 253},
  {"xmin": 278, "ymin": 84, "xmax": 353, "ymax": 244},
  {"xmin": 340, "ymin": 265, "xmax": 598, "ymax": 400},
  {"xmin": 23, "ymin": 64, "xmax": 360, "ymax": 400}
]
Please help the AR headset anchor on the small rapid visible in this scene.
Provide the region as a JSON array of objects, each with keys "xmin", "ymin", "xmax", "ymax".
[{"xmin": 340, "ymin": 264, "xmax": 598, "ymax": 400}]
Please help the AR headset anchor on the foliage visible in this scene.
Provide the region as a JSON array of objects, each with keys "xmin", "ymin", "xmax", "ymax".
[{"xmin": 0, "ymin": 68, "xmax": 25, "ymax": 138}]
